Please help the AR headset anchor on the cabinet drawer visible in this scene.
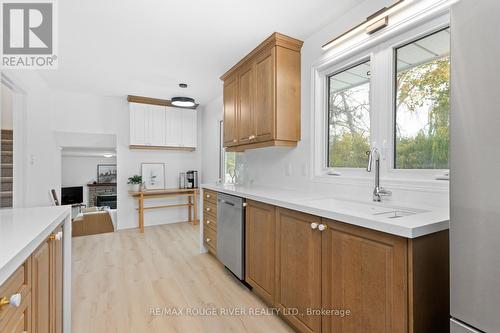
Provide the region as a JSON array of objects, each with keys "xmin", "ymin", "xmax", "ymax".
[
  {"xmin": 204, "ymin": 214, "xmax": 217, "ymax": 231},
  {"xmin": 0, "ymin": 258, "xmax": 31, "ymax": 331},
  {"xmin": 203, "ymin": 200, "xmax": 217, "ymax": 217},
  {"xmin": 204, "ymin": 226, "xmax": 217, "ymax": 255},
  {"xmin": 203, "ymin": 189, "xmax": 217, "ymax": 204}
]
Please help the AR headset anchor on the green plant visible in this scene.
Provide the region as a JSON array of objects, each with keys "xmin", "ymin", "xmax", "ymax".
[{"xmin": 127, "ymin": 175, "xmax": 142, "ymax": 184}]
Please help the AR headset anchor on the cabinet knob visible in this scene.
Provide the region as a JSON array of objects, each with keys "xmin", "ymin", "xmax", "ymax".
[
  {"xmin": 49, "ymin": 233, "xmax": 56, "ymax": 241},
  {"xmin": 249, "ymin": 135, "xmax": 256, "ymax": 140},
  {"xmin": 311, "ymin": 223, "xmax": 318, "ymax": 230},
  {"xmin": 318, "ymin": 224, "xmax": 327, "ymax": 231},
  {"xmin": 56, "ymin": 231, "xmax": 63, "ymax": 241},
  {"xmin": 206, "ymin": 220, "xmax": 210, "ymax": 224},
  {"xmin": 206, "ymin": 208, "xmax": 210, "ymax": 212},
  {"xmin": 0, "ymin": 293, "xmax": 21, "ymax": 308},
  {"xmin": 206, "ymin": 194, "xmax": 211, "ymax": 198},
  {"xmin": 206, "ymin": 238, "xmax": 211, "ymax": 243},
  {"xmin": 232, "ymin": 139, "xmax": 237, "ymax": 143}
]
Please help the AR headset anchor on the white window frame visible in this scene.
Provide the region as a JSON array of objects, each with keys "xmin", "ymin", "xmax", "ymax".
[{"xmin": 311, "ymin": 2, "xmax": 451, "ymax": 191}]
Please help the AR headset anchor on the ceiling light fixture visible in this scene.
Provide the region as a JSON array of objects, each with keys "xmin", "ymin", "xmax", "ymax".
[
  {"xmin": 179, "ymin": 83, "xmax": 188, "ymax": 88},
  {"xmin": 171, "ymin": 96, "xmax": 196, "ymax": 108},
  {"xmin": 322, "ymin": 0, "xmax": 413, "ymax": 51},
  {"xmin": 103, "ymin": 153, "xmax": 114, "ymax": 158}
]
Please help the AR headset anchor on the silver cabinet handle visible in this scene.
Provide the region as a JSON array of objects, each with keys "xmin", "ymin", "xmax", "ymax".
[
  {"xmin": 318, "ymin": 224, "xmax": 327, "ymax": 231},
  {"xmin": 311, "ymin": 223, "xmax": 318, "ymax": 230}
]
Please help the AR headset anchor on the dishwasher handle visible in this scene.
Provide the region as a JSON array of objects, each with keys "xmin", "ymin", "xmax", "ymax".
[{"xmin": 218, "ymin": 199, "xmax": 246, "ymax": 208}]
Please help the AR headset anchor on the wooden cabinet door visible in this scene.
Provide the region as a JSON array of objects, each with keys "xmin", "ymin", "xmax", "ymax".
[
  {"xmin": 32, "ymin": 240, "xmax": 51, "ymax": 333},
  {"xmin": 223, "ymin": 75, "xmax": 238, "ymax": 147},
  {"xmin": 245, "ymin": 200, "xmax": 276, "ymax": 304},
  {"xmin": 275, "ymin": 208, "xmax": 322, "ymax": 333},
  {"xmin": 129, "ymin": 103, "xmax": 148, "ymax": 145},
  {"xmin": 237, "ymin": 64, "xmax": 254, "ymax": 145},
  {"xmin": 181, "ymin": 109, "xmax": 197, "ymax": 148},
  {"xmin": 254, "ymin": 47, "xmax": 275, "ymax": 142},
  {"xmin": 51, "ymin": 227, "xmax": 63, "ymax": 333},
  {"xmin": 321, "ymin": 219, "xmax": 407, "ymax": 333},
  {"xmin": 148, "ymin": 104, "xmax": 166, "ymax": 146}
]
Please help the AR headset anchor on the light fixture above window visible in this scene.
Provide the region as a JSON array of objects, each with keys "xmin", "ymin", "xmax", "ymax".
[
  {"xmin": 322, "ymin": 0, "xmax": 413, "ymax": 51},
  {"xmin": 171, "ymin": 96, "xmax": 196, "ymax": 108}
]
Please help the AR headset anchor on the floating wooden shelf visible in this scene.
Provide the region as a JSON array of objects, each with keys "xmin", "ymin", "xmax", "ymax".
[{"xmin": 129, "ymin": 145, "xmax": 195, "ymax": 151}]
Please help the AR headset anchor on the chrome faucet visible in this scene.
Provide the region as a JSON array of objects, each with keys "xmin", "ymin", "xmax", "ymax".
[{"xmin": 367, "ymin": 147, "xmax": 392, "ymax": 202}]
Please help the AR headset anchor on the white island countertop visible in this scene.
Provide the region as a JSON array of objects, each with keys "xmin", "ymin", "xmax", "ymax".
[
  {"xmin": 201, "ymin": 183, "xmax": 449, "ymax": 238},
  {"xmin": 0, "ymin": 206, "xmax": 71, "ymax": 285}
]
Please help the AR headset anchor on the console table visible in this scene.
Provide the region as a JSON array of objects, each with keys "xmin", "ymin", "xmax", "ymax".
[{"xmin": 129, "ymin": 188, "xmax": 199, "ymax": 233}]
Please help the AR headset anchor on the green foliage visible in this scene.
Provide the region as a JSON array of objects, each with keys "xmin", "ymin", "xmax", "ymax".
[
  {"xmin": 128, "ymin": 175, "xmax": 142, "ymax": 184},
  {"xmin": 329, "ymin": 132, "xmax": 370, "ymax": 168},
  {"xmin": 395, "ymin": 58, "xmax": 450, "ymax": 169}
]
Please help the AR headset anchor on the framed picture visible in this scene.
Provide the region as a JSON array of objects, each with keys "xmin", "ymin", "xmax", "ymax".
[
  {"xmin": 141, "ymin": 163, "xmax": 165, "ymax": 190},
  {"xmin": 97, "ymin": 164, "xmax": 117, "ymax": 183}
]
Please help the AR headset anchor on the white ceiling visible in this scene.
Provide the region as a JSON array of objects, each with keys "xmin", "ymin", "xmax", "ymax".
[{"xmin": 39, "ymin": 0, "xmax": 363, "ymax": 105}]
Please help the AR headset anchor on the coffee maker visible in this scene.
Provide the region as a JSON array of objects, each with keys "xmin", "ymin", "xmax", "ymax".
[{"xmin": 186, "ymin": 170, "xmax": 198, "ymax": 189}]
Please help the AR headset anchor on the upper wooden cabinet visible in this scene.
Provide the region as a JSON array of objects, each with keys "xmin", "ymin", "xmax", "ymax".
[
  {"xmin": 221, "ymin": 33, "xmax": 303, "ymax": 152},
  {"xmin": 128, "ymin": 96, "xmax": 197, "ymax": 151}
]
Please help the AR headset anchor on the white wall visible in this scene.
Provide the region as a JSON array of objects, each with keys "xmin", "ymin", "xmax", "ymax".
[
  {"xmin": 61, "ymin": 155, "xmax": 117, "ymax": 205},
  {"xmin": 200, "ymin": 95, "xmax": 223, "ymax": 184},
  {"xmin": 201, "ymin": 0, "xmax": 449, "ymax": 208},
  {"xmin": 2, "ymin": 71, "xmax": 61, "ymax": 207},
  {"xmin": 51, "ymin": 91, "xmax": 201, "ymax": 230},
  {"xmin": 1, "ymin": 84, "xmax": 13, "ymax": 130}
]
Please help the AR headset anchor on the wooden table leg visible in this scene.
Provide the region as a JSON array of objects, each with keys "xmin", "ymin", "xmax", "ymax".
[
  {"xmin": 139, "ymin": 194, "xmax": 144, "ymax": 233},
  {"xmin": 193, "ymin": 190, "xmax": 198, "ymax": 225},
  {"xmin": 188, "ymin": 195, "xmax": 192, "ymax": 224}
]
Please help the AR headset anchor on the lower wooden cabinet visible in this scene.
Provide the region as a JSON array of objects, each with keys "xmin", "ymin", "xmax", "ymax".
[
  {"xmin": 32, "ymin": 226, "xmax": 63, "ymax": 333},
  {"xmin": 321, "ymin": 219, "xmax": 407, "ymax": 333},
  {"xmin": 0, "ymin": 259, "xmax": 31, "ymax": 333},
  {"xmin": 242, "ymin": 200, "xmax": 449, "ymax": 333},
  {"xmin": 1, "ymin": 225, "xmax": 63, "ymax": 333},
  {"xmin": 32, "ymin": 240, "xmax": 51, "ymax": 333},
  {"xmin": 275, "ymin": 208, "xmax": 322, "ymax": 333},
  {"xmin": 245, "ymin": 200, "xmax": 276, "ymax": 305}
]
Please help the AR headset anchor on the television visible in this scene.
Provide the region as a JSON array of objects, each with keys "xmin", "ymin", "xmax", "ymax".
[{"xmin": 61, "ymin": 186, "xmax": 83, "ymax": 205}]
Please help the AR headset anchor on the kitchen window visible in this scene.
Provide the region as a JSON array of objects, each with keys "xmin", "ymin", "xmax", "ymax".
[
  {"xmin": 327, "ymin": 60, "xmax": 371, "ymax": 168},
  {"xmin": 313, "ymin": 12, "xmax": 450, "ymax": 187},
  {"xmin": 394, "ymin": 28, "xmax": 450, "ymax": 169}
]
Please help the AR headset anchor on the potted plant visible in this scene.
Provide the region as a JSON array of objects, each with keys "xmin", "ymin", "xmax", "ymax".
[{"xmin": 128, "ymin": 175, "xmax": 142, "ymax": 192}]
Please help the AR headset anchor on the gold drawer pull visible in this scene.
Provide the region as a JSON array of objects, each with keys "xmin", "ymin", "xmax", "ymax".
[{"xmin": 0, "ymin": 293, "xmax": 21, "ymax": 308}]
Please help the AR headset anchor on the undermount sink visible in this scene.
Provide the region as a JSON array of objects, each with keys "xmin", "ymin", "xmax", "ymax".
[{"xmin": 298, "ymin": 197, "xmax": 429, "ymax": 219}]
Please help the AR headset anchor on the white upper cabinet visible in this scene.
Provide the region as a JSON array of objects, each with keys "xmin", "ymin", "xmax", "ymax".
[
  {"xmin": 165, "ymin": 107, "xmax": 183, "ymax": 146},
  {"xmin": 148, "ymin": 104, "xmax": 166, "ymax": 146},
  {"xmin": 130, "ymin": 103, "xmax": 148, "ymax": 145},
  {"xmin": 181, "ymin": 109, "xmax": 197, "ymax": 148},
  {"xmin": 129, "ymin": 102, "xmax": 197, "ymax": 150}
]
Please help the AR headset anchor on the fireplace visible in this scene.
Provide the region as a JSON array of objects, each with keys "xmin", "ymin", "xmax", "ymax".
[
  {"xmin": 96, "ymin": 194, "xmax": 117, "ymax": 209},
  {"xmin": 87, "ymin": 183, "xmax": 116, "ymax": 207}
]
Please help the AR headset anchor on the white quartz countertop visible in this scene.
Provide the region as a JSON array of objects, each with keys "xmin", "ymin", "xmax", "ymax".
[
  {"xmin": 0, "ymin": 206, "xmax": 71, "ymax": 285},
  {"xmin": 201, "ymin": 183, "xmax": 449, "ymax": 238}
]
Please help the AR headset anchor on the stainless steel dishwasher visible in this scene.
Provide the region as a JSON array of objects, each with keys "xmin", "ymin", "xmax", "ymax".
[{"xmin": 216, "ymin": 193, "xmax": 245, "ymax": 280}]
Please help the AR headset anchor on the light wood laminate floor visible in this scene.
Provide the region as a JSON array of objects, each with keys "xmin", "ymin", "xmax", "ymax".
[{"xmin": 72, "ymin": 222, "xmax": 293, "ymax": 333}]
